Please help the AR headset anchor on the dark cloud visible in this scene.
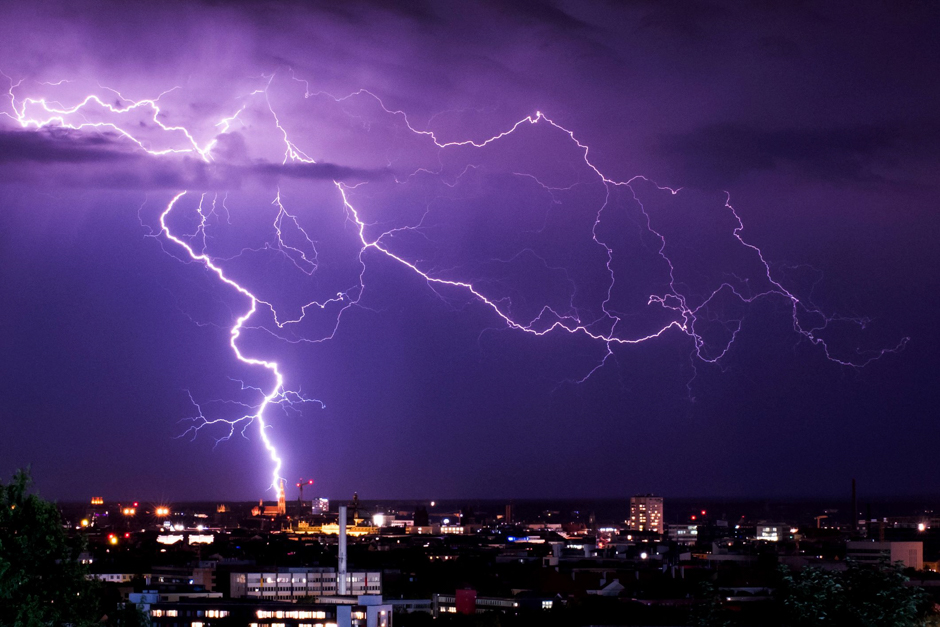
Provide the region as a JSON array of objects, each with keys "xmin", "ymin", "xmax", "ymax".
[
  {"xmin": 317, "ymin": 0, "xmax": 439, "ymax": 25},
  {"xmin": 252, "ymin": 161, "xmax": 390, "ymax": 183},
  {"xmin": 0, "ymin": 129, "xmax": 137, "ymax": 164},
  {"xmin": 756, "ymin": 34, "xmax": 801, "ymax": 58},
  {"xmin": 656, "ymin": 122, "xmax": 940, "ymax": 187},
  {"xmin": 0, "ymin": 129, "xmax": 387, "ymax": 189},
  {"xmin": 635, "ymin": 1, "xmax": 728, "ymax": 38},
  {"xmin": 480, "ymin": 0, "xmax": 591, "ymax": 30}
]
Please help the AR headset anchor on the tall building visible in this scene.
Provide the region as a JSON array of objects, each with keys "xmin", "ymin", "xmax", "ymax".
[{"xmin": 629, "ymin": 495, "xmax": 663, "ymax": 534}]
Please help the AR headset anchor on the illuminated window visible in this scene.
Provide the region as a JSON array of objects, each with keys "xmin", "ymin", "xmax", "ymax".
[{"xmin": 166, "ymin": 610, "xmax": 178, "ymax": 618}]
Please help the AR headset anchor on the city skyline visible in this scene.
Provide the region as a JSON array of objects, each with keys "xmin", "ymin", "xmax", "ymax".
[{"xmin": 1, "ymin": 0, "xmax": 938, "ymax": 501}]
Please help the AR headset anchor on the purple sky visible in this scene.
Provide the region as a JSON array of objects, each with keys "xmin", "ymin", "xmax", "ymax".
[{"xmin": 0, "ymin": 0, "xmax": 938, "ymax": 502}]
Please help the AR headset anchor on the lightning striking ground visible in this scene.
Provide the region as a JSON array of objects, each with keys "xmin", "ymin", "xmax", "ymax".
[{"xmin": 1, "ymin": 71, "xmax": 909, "ymax": 495}]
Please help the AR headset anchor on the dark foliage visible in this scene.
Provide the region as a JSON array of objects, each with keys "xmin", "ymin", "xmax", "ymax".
[
  {"xmin": 778, "ymin": 561, "xmax": 931, "ymax": 627},
  {"xmin": 0, "ymin": 469, "xmax": 103, "ymax": 627}
]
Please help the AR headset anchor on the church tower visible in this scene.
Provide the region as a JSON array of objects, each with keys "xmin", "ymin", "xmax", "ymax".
[{"xmin": 277, "ymin": 479, "xmax": 286, "ymax": 515}]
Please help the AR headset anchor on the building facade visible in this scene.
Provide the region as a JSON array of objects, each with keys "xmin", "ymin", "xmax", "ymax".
[
  {"xmin": 666, "ymin": 524, "xmax": 698, "ymax": 545},
  {"xmin": 230, "ymin": 568, "xmax": 382, "ymax": 600},
  {"xmin": 149, "ymin": 597, "xmax": 391, "ymax": 627},
  {"xmin": 629, "ymin": 495, "xmax": 663, "ymax": 534},
  {"xmin": 846, "ymin": 541, "xmax": 923, "ymax": 570}
]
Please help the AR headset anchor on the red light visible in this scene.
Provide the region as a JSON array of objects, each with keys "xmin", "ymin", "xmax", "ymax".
[
  {"xmin": 691, "ymin": 515, "xmax": 697, "ymax": 520},
  {"xmin": 701, "ymin": 510, "xmax": 706, "ymax": 516},
  {"xmin": 133, "ymin": 502, "xmax": 138, "ymax": 507},
  {"xmin": 308, "ymin": 480, "xmax": 313, "ymax": 484},
  {"xmin": 124, "ymin": 533, "xmax": 130, "ymax": 538},
  {"xmin": 108, "ymin": 533, "xmax": 115, "ymax": 539}
]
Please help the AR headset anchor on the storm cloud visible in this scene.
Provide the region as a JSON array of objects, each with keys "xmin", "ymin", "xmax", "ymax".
[
  {"xmin": 0, "ymin": 129, "xmax": 388, "ymax": 189},
  {"xmin": 0, "ymin": 0, "xmax": 938, "ymax": 502},
  {"xmin": 656, "ymin": 122, "xmax": 940, "ymax": 187}
]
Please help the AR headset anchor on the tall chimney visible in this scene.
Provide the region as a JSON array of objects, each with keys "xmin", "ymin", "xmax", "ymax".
[
  {"xmin": 851, "ymin": 478, "xmax": 857, "ymax": 534},
  {"xmin": 338, "ymin": 504, "xmax": 348, "ymax": 595}
]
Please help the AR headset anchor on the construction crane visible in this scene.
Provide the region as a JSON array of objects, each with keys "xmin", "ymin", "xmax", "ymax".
[{"xmin": 296, "ymin": 479, "xmax": 314, "ymax": 505}]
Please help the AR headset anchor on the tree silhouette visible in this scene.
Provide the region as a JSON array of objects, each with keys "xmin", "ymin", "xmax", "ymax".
[
  {"xmin": 778, "ymin": 561, "xmax": 931, "ymax": 627},
  {"xmin": 0, "ymin": 469, "xmax": 102, "ymax": 627}
]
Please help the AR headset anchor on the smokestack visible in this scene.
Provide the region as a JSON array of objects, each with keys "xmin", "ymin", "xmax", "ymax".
[
  {"xmin": 338, "ymin": 504, "xmax": 347, "ymax": 595},
  {"xmin": 851, "ymin": 478, "xmax": 857, "ymax": 534}
]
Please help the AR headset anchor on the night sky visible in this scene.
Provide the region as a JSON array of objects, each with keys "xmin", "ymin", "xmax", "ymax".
[{"xmin": 1, "ymin": 1, "xmax": 938, "ymax": 502}]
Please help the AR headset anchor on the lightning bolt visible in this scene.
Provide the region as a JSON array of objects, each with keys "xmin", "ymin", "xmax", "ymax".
[
  {"xmin": 2, "ymin": 70, "xmax": 908, "ymax": 495},
  {"xmin": 160, "ymin": 191, "xmax": 306, "ymax": 496}
]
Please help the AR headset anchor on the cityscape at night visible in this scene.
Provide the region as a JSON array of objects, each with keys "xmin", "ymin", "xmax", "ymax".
[{"xmin": 1, "ymin": 0, "xmax": 939, "ymax": 625}]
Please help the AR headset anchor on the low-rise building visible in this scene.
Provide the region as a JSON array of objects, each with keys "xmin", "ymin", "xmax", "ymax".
[
  {"xmin": 230, "ymin": 567, "xmax": 382, "ymax": 600},
  {"xmin": 755, "ymin": 523, "xmax": 790, "ymax": 542},
  {"xmin": 846, "ymin": 541, "xmax": 923, "ymax": 570},
  {"xmin": 148, "ymin": 596, "xmax": 391, "ymax": 627},
  {"xmin": 667, "ymin": 524, "xmax": 699, "ymax": 545}
]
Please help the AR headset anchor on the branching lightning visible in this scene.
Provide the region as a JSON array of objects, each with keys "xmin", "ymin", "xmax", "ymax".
[{"xmin": 1, "ymin": 70, "xmax": 908, "ymax": 495}]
